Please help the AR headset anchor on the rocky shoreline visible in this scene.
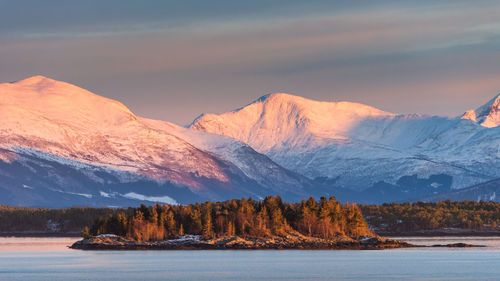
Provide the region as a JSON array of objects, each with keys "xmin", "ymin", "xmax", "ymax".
[
  {"xmin": 70, "ymin": 233, "xmax": 487, "ymax": 250},
  {"xmin": 70, "ymin": 234, "xmax": 417, "ymax": 250}
]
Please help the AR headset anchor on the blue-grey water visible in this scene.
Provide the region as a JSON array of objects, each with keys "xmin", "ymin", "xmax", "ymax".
[{"xmin": 1, "ymin": 237, "xmax": 499, "ymax": 281}]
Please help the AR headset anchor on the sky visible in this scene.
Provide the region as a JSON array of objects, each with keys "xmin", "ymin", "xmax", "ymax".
[{"xmin": 1, "ymin": 0, "xmax": 500, "ymax": 125}]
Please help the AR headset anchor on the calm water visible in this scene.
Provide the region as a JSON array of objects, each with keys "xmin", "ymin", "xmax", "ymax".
[{"xmin": 0, "ymin": 237, "xmax": 499, "ymax": 281}]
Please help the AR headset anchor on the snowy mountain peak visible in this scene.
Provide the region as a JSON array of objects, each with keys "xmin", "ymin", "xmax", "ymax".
[
  {"xmin": 461, "ymin": 93, "xmax": 500, "ymax": 128},
  {"xmin": 254, "ymin": 92, "xmax": 306, "ymax": 103},
  {"xmin": 14, "ymin": 75, "xmax": 53, "ymax": 85},
  {"xmin": 249, "ymin": 92, "xmax": 391, "ymax": 117},
  {"xmin": 1, "ymin": 75, "xmax": 135, "ymax": 129},
  {"xmin": 190, "ymin": 92, "xmax": 394, "ymax": 153}
]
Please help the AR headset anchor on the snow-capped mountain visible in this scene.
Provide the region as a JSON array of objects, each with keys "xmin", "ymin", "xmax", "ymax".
[
  {"xmin": 2, "ymin": 76, "xmax": 498, "ymax": 206},
  {"xmin": 461, "ymin": 94, "xmax": 500, "ymax": 128},
  {"xmin": 190, "ymin": 93, "xmax": 500, "ymax": 198},
  {"xmin": 0, "ymin": 76, "xmax": 313, "ymax": 207}
]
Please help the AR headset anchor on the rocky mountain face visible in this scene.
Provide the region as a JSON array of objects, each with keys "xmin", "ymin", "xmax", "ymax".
[{"xmin": 0, "ymin": 76, "xmax": 314, "ymax": 207}]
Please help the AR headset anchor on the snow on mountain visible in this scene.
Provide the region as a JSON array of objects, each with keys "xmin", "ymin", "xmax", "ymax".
[
  {"xmin": 461, "ymin": 93, "xmax": 500, "ymax": 128},
  {"xmin": 0, "ymin": 76, "xmax": 229, "ymax": 187},
  {"xmin": 0, "ymin": 76, "xmax": 311, "ymax": 206},
  {"xmin": 190, "ymin": 93, "xmax": 394, "ymax": 153},
  {"xmin": 190, "ymin": 93, "xmax": 500, "ymax": 191},
  {"xmin": 141, "ymin": 118, "xmax": 313, "ymax": 198},
  {"xmin": 2, "ymin": 77, "xmax": 498, "ymax": 205}
]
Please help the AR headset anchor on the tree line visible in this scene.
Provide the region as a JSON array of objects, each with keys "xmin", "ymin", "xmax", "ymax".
[
  {"xmin": 86, "ymin": 196, "xmax": 372, "ymax": 241},
  {"xmin": 1, "ymin": 199, "xmax": 498, "ymax": 238},
  {"xmin": 360, "ymin": 200, "xmax": 500, "ymax": 232},
  {"xmin": 0, "ymin": 205, "xmax": 116, "ymax": 234}
]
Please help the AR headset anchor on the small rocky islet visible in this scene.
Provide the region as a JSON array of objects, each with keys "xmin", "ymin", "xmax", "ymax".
[{"xmin": 72, "ymin": 233, "xmax": 479, "ymax": 250}]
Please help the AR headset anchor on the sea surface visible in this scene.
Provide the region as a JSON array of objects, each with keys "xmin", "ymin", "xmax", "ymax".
[{"xmin": 0, "ymin": 236, "xmax": 499, "ymax": 281}]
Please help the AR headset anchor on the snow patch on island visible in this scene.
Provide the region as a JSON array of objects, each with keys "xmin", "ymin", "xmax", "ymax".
[
  {"xmin": 166, "ymin": 235, "xmax": 200, "ymax": 243},
  {"xmin": 96, "ymin": 234, "xmax": 119, "ymax": 238}
]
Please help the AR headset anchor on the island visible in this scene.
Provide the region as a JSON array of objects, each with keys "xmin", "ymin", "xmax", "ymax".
[
  {"xmin": 68, "ymin": 196, "xmax": 481, "ymax": 250},
  {"xmin": 69, "ymin": 196, "xmax": 411, "ymax": 250},
  {"xmin": 70, "ymin": 233, "xmax": 410, "ymax": 250}
]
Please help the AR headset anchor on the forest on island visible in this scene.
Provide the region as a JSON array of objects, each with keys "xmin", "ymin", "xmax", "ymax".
[
  {"xmin": 86, "ymin": 196, "xmax": 371, "ymax": 241},
  {"xmin": 361, "ymin": 200, "xmax": 500, "ymax": 233}
]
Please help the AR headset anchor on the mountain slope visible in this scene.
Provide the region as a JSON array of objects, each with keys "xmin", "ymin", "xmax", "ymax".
[
  {"xmin": 419, "ymin": 178, "xmax": 500, "ymax": 202},
  {"xmin": 190, "ymin": 93, "xmax": 500, "ymax": 193},
  {"xmin": 0, "ymin": 77, "xmax": 312, "ymax": 206}
]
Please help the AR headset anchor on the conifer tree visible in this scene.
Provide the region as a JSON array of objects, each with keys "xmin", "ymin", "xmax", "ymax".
[
  {"xmin": 202, "ymin": 202, "xmax": 214, "ymax": 239},
  {"xmin": 179, "ymin": 224, "xmax": 184, "ymax": 236},
  {"xmin": 165, "ymin": 210, "xmax": 176, "ymax": 236},
  {"xmin": 81, "ymin": 226, "xmax": 91, "ymax": 238}
]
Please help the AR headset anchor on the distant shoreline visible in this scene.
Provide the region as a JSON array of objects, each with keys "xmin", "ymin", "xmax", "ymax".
[
  {"xmin": 0, "ymin": 232, "xmax": 81, "ymax": 237},
  {"xmin": 2, "ymin": 230, "xmax": 499, "ymax": 238},
  {"xmin": 378, "ymin": 229, "xmax": 500, "ymax": 237}
]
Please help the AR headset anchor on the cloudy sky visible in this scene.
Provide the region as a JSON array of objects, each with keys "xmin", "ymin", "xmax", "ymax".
[{"xmin": 1, "ymin": 0, "xmax": 500, "ymax": 125}]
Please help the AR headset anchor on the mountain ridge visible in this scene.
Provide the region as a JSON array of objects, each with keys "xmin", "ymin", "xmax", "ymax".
[{"xmin": 1, "ymin": 75, "xmax": 499, "ymax": 206}]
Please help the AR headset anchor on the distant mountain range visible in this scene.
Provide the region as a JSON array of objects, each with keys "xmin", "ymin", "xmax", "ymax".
[
  {"xmin": 191, "ymin": 92, "xmax": 500, "ymax": 203},
  {"xmin": 1, "ymin": 76, "xmax": 499, "ymax": 206}
]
